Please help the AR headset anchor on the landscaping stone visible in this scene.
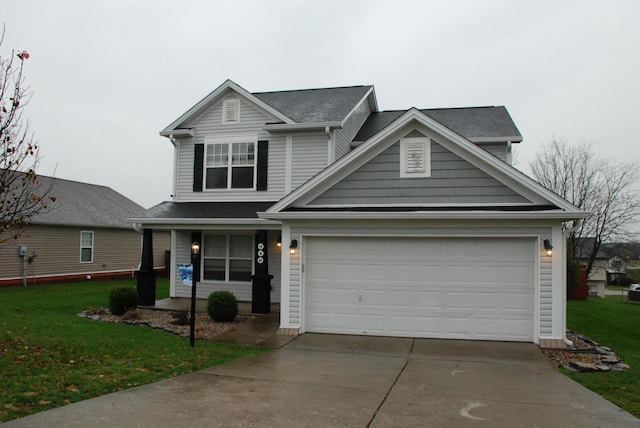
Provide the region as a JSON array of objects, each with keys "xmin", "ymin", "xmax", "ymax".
[
  {"xmin": 570, "ymin": 361, "xmax": 598, "ymax": 372},
  {"xmin": 542, "ymin": 330, "xmax": 629, "ymax": 373}
]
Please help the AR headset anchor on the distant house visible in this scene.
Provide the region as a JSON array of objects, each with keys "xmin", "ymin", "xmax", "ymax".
[
  {"xmin": 0, "ymin": 175, "xmax": 169, "ymax": 287},
  {"xmin": 575, "ymin": 239, "xmax": 640, "ymax": 296}
]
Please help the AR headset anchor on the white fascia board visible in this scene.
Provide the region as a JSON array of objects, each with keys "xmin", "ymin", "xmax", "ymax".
[
  {"xmin": 160, "ymin": 79, "xmax": 294, "ymax": 134},
  {"xmin": 263, "ymin": 121, "xmax": 342, "ymax": 132},
  {"xmin": 258, "ymin": 210, "xmax": 590, "ymax": 221},
  {"xmin": 469, "ymin": 136, "xmax": 523, "ymax": 143},
  {"xmin": 159, "ymin": 128, "xmax": 194, "ymax": 138}
]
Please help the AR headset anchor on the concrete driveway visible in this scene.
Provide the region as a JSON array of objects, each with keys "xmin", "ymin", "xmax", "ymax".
[{"xmin": 4, "ymin": 334, "xmax": 638, "ymax": 427}]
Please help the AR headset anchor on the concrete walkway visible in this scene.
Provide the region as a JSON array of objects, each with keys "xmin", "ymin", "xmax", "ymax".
[{"xmin": 4, "ymin": 332, "xmax": 638, "ymax": 427}]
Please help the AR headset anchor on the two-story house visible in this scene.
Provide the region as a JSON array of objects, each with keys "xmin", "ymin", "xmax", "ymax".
[{"xmin": 131, "ymin": 79, "xmax": 587, "ymax": 348}]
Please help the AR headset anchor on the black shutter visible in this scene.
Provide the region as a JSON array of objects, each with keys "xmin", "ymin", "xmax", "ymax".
[
  {"xmin": 193, "ymin": 144, "xmax": 204, "ymax": 192},
  {"xmin": 256, "ymin": 140, "xmax": 268, "ymax": 191},
  {"xmin": 191, "ymin": 231, "xmax": 202, "ymax": 283}
]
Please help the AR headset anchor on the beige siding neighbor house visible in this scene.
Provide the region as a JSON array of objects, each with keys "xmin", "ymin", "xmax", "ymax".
[{"xmin": 0, "ymin": 176, "xmax": 169, "ymax": 287}]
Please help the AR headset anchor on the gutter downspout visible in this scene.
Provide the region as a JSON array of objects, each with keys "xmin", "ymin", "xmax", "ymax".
[
  {"xmin": 562, "ymin": 218, "xmax": 584, "ymax": 347},
  {"xmin": 325, "ymin": 126, "xmax": 334, "ymax": 164},
  {"xmin": 170, "ymin": 134, "xmax": 178, "ymax": 200}
]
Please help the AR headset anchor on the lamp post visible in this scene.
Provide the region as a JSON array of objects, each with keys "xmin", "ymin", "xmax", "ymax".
[{"xmin": 190, "ymin": 241, "xmax": 200, "ymax": 347}]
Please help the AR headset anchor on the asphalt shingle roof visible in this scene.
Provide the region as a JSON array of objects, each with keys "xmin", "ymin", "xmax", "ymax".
[
  {"xmin": 253, "ymin": 85, "xmax": 373, "ymax": 123},
  {"xmin": 354, "ymin": 106, "xmax": 522, "ymax": 142},
  {"xmin": 30, "ymin": 175, "xmax": 144, "ymax": 229},
  {"xmin": 137, "ymin": 201, "xmax": 277, "ymax": 219}
]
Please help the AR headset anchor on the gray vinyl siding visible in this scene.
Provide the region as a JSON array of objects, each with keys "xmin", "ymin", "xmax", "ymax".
[
  {"xmin": 174, "ymin": 94, "xmax": 286, "ymax": 201},
  {"xmin": 334, "ymin": 99, "xmax": 371, "ymax": 160},
  {"xmin": 290, "ymin": 133, "xmax": 330, "ymax": 191},
  {"xmin": 0, "ymin": 225, "xmax": 152, "ymax": 281},
  {"xmin": 172, "ymin": 230, "xmax": 281, "ymax": 303},
  {"xmin": 285, "ymin": 221, "xmax": 553, "ymax": 337},
  {"xmin": 310, "ymin": 140, "xmax": 530, "ymax": 206},
  {"xmin": 477, "ymin": 142, "xmax": 509, "ymax": 163}
]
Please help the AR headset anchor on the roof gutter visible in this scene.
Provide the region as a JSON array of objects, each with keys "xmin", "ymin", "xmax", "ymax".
[
  {"xmin": 159, "ymin": 128, "xmax": 194, "ymax": 138},
  {"xmin": 263, "ymin": 121, "xmax": 342, "ymax": 132},
  {"xmin": 259, "ymin": 210, "xmax": 590, "ymax": 221}
]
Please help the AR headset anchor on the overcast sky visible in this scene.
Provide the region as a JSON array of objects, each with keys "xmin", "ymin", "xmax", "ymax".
[{"xmin": 3, "ymin": 0, "xmax": 639, "ymax": 208}]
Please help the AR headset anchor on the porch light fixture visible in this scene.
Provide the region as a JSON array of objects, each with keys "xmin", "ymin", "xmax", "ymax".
[
  {"xmin": 189, "ymin": 241, "xmax": 200, "ymax": 347},
  {"xmin": 289, "ymin": 239, "xmax": 298, "ymax": 255},
  {"xmin": 277, "ymin": 236, "xmax": 282, "ymax": 248},
  {"xmin": 543, "ymin": 239, "xmax": 553, "ymax": 257},
  {"xmin": 191, "ymin": 242, "xmax": 200, "ymax": 256}
]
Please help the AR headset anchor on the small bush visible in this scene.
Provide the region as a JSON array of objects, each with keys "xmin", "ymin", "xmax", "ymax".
[
  {"xmin": 108, "ymin": 287, "xmax": 139, "ymax": 315},
  {"xmin": 207, "ymin": 290, "xmax": 238, "ymax": 322}
]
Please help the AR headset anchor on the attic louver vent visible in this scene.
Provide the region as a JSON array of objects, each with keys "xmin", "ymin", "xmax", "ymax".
[
  {"xmin": 405, "ymin": 141, "xmax": 425, "ymax": 173},
  {"xmin": 222, "ymin": 98, "xmax": 240, "ymax": 123},
  {"xmin": 400, "ymin": 137, "xmax": 430, "ymax": 178}
]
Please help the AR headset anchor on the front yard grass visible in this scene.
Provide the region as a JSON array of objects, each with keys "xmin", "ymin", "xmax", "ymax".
[
  {"xmin": 0, "ymin": 279, "xmax": 268, "ymax": 423},
  {"xmin": 566, "ymin": 296, "xmax": 640, "ymax": 417}
]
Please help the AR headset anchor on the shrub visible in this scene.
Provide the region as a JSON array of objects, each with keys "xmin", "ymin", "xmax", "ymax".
[
  {"xmin": 207, "ymin": 290, "xmax": 238, "ymax": 322},
  {"xmin": 108, "ymin": 287, "xmax": 139, "ymax": 315}
]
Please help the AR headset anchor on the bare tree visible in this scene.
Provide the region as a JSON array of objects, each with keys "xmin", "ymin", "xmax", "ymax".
[
  {"xmin": 0, "ymin": 28, "xmax": 54, "ymax": 245},
  {"xmin": 529, "ymin": 138, "xmax": 640, "ymax": 276}
]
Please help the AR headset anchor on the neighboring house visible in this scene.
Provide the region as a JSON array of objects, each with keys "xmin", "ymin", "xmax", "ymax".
[
  {"xmin": 574, "ymin": 239, "xmax": 640, "ymax": 296},
  {"xmin": 131, "ymin": 79, "xmax": 587, "ymax": 348},
  {"xmin": 0, "ymin": 175, "xmax": 169, "ymax": 287}
]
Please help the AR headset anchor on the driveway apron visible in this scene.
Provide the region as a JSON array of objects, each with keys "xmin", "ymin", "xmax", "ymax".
[{"xmin": 4, "ymin": 334, "xmax": 638, "ymax": 427}]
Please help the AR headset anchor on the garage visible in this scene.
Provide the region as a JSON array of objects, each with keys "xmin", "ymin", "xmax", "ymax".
[{"xmin": 304, "ymin": 236, "xmax": 536, "ymax": 341}]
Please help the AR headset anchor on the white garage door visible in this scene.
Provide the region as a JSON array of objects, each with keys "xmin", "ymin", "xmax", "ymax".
[{"xmin": 304, "ymin": 237, "xmax": 535, "ymax": 341}]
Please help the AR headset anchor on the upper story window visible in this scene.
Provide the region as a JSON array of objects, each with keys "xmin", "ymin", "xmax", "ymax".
[
  {"xmin": 400, "ymin": 137, "xmax": 431, "ymax": 178},
  {"xmin": 222, "ymin": 98, "xmax": 240, "ymax": 123},
  {"xmin": 80, "ymin": 231, "xmax": 94, "ymax": 263},
  {"xmin": 205, "ymin": 142, "xmax": 255, "ymax": 189}
]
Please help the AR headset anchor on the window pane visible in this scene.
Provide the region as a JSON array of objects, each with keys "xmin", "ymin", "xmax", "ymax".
[
  {"xmin": 231, "ymin": 166, "xmax": 254, "ymax": 188},
  {"xmin": 230, "ymin": 235, "xmax": 253, "ymax": 258},
  {"xmin": 204, "ymin": 235, "xmax": 226, "ymax": 258},
  {"xmin": 231, "ymin": 142, "xmax": 254, "ymax": 166},
  {"xmin": 81, "ymin": 232, "xmax": 92, "ymax": 246},
  {"xmin": 81, "ymin": 248, "xmax": 92, "ymax": 262},
  {"xmin": 206, "ymin": 144, "xmax": 228, "ymax": 167},
  {"xmin": 206, "ymin": 167, "xmax": 228, "ymax": 189},
  {"xmin": 203, "ymin": 259, "xmax": 225, "ymax": 281},
  {"xmin": 229, "ymin": 259, "xmax": 252, "ymax": 281}
]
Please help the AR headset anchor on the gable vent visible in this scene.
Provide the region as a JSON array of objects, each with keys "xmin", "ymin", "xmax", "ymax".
[
  {"xmin": 222, "ymin": 98, "xmax": 240, "ymax": 123},
  {"xmin": 405, "ymin": 141, "xmax": 426, "ymax": 173},
  {"xmin": 400, "ymin": 137, "xmax": 430, "ymax": 178}
]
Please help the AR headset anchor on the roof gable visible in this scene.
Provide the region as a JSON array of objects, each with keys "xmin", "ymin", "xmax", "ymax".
[
  {"xmin": 308, "ymin": 135, "xmax": 532, "ymax": 207},
  {"xmin": 160, "ymin": 81, "xmax": 377, "ymax": 136},
  {"xmin": 266, "ymin": 109, "xmax": 586, "ymax": 218},
  {"xmin": 160, "ymin": 80, "xmax": 294, "ymax": 136}
]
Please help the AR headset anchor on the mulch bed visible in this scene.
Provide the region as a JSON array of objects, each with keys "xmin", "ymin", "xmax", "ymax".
[{"xmin": 79, "ymin": 307, "xmax": 254, "ymax": 341}]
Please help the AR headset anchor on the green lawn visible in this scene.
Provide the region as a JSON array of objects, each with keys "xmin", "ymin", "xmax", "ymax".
[
  {"xmin": 0, "ymin": 279, "xmax": 268, "ymax": 422},
  {"xmin": 566, "ymin": 296, "xmax": 640, "ymax": 417}
]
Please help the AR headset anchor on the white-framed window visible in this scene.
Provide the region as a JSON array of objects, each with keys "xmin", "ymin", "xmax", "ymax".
[
  {"xmin": 202, "ymin": 234, "xmax": 253, "ymax": 282},
  {"xmin": 400, "ymin": 137, "xmax": 431, "ymax": 178},
  {"xmin": 222, "ymin": 98, "xmax": 240, "ymax": 123},
  {"xmin": 205, "ymin": 142, "xmax": 256, "ymax": 189},
  {"xmin": 80, "ymin": 231, "xmax": 94, "ymax": 263}
]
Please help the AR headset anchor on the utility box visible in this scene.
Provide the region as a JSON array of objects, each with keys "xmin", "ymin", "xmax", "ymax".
[{"xmin": 19, "ymin": 246, "xmax": 28, "ymax": 256}]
